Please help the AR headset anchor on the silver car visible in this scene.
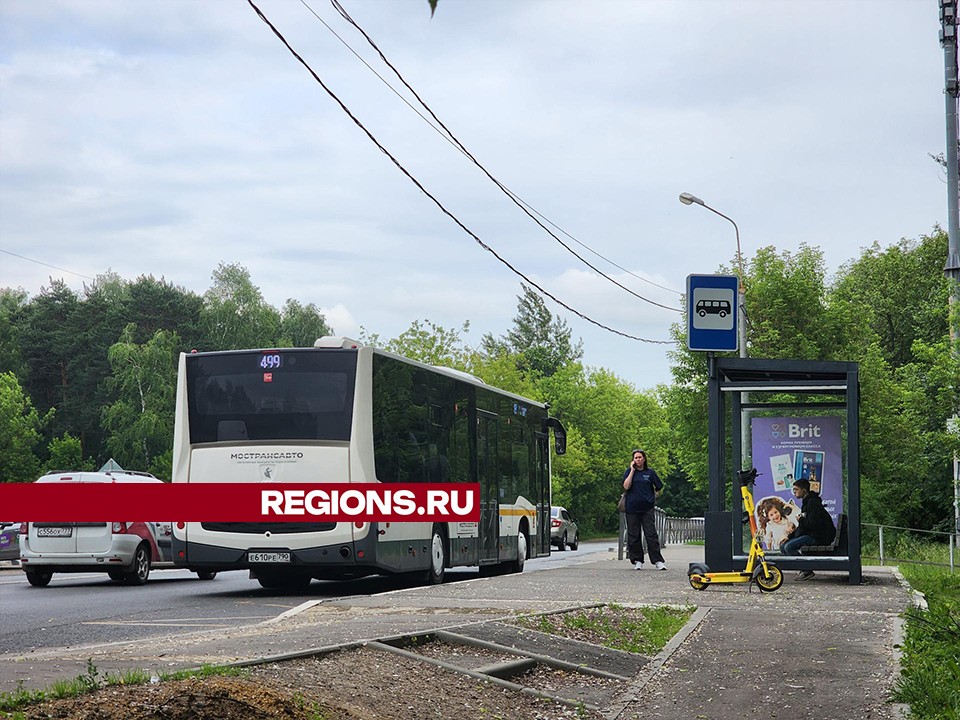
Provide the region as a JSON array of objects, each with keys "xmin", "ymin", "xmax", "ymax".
[
  {"xmin": 550, "ymin": 506, "xmax": 579, "ymax": 551},
  {"xmin": 19, "ymin": 470, "xmax": 217, "ymax": 587},
  {"xmin": 0, "ymin": 522, "xmax": 19, "ymax": 563}
]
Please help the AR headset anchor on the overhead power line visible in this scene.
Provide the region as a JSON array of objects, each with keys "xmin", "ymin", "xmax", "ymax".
[
  {"xmin": 300, "ymin": 0, "xmax": 682, "ymax": 312},
  {"xmin": 247, "ymin": 0, "xmax": 673, "ymax": 345},
  {"xmin": 305, "ymin": 0, "xmax": 681, "ymax": 305},
  {"xmin": 0, "ymin": 248, "xmax": 96, "ymax": 281}
]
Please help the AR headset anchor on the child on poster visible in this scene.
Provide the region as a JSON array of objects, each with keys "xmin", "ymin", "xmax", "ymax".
[{"xmin": 756, "ymin": 496, "xmax": 799, "ymax": 551}]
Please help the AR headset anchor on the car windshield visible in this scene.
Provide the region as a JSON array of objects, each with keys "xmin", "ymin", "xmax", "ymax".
[{"xmin": 551, "ymin": 508, "xmax": 560, "ymax": 517}]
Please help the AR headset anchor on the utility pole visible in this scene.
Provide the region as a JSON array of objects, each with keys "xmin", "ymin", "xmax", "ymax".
[{"xmin": 940, "ymin": 0, "xmax": 960, "ymax": 538}]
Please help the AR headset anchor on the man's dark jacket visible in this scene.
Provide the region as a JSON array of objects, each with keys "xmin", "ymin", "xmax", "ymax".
[{"xmin": 791, "ymin": 491, "xmax": 836, "ymax": 544}]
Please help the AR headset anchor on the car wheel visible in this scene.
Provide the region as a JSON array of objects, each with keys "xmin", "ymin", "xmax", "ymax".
[
  {"xmin": 558, "ymin": 532, "xmax": 567, "ymax": 551},
  {"xmin": 196, "ymin": 570, "xmax": 217, "ymax": 581},
  {"xmin": 569, "ymin": 532, "xmax": 579, "ymax": 551},
  {"xmin": 124, "ymin": 544, "xmax": 151, "ymax": 586},
  {"xmin": 25, "ymin": 568, "xmax": 53, "ymax": 587}
]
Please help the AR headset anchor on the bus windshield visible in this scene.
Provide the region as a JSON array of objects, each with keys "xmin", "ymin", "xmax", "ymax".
[{"xmin": 186, "ymin": 350, "xmax": 357, "ymax": 443}]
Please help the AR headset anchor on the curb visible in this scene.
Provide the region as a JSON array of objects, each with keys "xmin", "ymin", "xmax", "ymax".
[{"xmin": 604, "ymin": 606, "xmax": 710, "ymax": 720}]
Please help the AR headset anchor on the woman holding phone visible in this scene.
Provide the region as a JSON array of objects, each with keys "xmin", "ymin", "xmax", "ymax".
[{"xmin": 622, "ymin": 449, "xmax": 666, "ymax": 570}]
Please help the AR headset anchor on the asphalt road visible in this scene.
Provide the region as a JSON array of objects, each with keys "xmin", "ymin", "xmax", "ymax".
[{"xmin": 0, "ymin": 541, "xmax": 612, "ymax": 656}]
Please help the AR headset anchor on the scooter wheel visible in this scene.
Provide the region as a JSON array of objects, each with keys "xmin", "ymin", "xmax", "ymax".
[
  {"xmin": 753, "ymin": 562, "xmax": 784, "ymax": 592},
  {"xmin": 688, "ymin": 562, "xmax": 710, "ymax": 591}
]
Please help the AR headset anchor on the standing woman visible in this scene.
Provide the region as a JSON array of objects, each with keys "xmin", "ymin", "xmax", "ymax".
[{"xmin": 622, "ymin": 449, "xmax": 667, "ymax": 570}]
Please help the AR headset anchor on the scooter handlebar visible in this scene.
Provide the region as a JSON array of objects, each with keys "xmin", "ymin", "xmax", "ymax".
[{"xmin": 737, "ymin": 468, "xmax": 759, "ymax": 488}]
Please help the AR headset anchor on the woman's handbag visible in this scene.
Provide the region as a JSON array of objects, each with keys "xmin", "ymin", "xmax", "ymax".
[{"xmin": 617, "ymin": 492, "xmax": 626, "ymax": 513}]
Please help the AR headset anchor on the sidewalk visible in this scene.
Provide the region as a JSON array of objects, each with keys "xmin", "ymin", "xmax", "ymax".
[{"xmin": 0, "ymin": 544, "xmax": 911, "ymax": 719}]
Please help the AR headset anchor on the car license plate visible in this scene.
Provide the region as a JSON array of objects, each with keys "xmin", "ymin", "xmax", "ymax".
[
  {"xmin": 37, "ymin": 526, "xmax": 73, "ymax": 538},
  {"xmin": 248, "ymin": 552, "xmax": 290, "ymax": 563}
]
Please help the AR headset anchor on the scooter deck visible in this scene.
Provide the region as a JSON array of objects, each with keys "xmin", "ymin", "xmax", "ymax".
[{"xmin": 691, "ymin": 571, "xmax": 751, "ymax": 584}]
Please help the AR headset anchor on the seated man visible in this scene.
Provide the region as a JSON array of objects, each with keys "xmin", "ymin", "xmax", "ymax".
[{"xmin": 781, "ymin": 478, "xmax": 836, "ymax": 580}]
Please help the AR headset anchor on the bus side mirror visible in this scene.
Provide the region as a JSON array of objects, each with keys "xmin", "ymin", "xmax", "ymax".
[{"xmin": 542, "ymin": 417, "xmax": 567, "ymax": 456}]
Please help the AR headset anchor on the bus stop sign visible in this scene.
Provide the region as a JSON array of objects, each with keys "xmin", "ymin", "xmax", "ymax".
[{"xmin": 687, "ymin": 274, "xmax": 739, "ymax": 352}]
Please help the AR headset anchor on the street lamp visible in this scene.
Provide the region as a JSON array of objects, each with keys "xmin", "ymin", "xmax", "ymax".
[
  {"xmin": 678, "ymin": 193, "xmax": 747, "ymax": 357},
  {"xmin": 679, "ymin": 192, "xmax": 750, "ymax": 466}
]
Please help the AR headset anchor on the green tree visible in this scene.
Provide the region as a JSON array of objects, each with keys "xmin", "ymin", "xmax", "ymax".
[
  {"xmin": 44, "ymin": 433, "xmax": 93, "ymax": 474},
  {"xmin": 831, "ymin": 232, "xmax": 949, "ymax": 368},
  {"xmin": 126, "ymin": 275, "xmax": 206, "ymax": 349},
  {"xmin": 745, "ymin": 244, "xmax": 843, "ymax": 360},
  {"xmin": 101, "ymin": 325, "xmax": 180, "ymax": 470},
  {"xmin": 482, "ymin": 284, "xmax": 583, "ymax": 379},
  {"xmin": 539, "ymin": 364, "xmax": 670, "ymax": 533},
  {"xmin": 0, "ymin": 288, "xmax": 28, "ymax": 381},
  {"xmin": 201, "ymin": 263, "xmax": 281, "ymax": 350},
  {"xmin": 829, "ymin": 232, "xmax": 955, "ymax": 530},
  {"xmin": 467, "ymin": 350, "xmax": 540, "ymax": 401},
  {"xmin": 0, "ymin": 371, "xmax": 46, "ymax": 483},
  {"xmin": 278, "ymin": 299, "xmax": 333, "ymax": 348},
  {"xmin": 382, "ymin": 319, "xmax": 472, "ymax": 368},
  {"xmin": 17, "ymin": 280, "xmax": 79, "ymax": 424}
]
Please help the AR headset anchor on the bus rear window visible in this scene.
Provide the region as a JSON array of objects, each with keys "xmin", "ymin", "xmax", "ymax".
[{"xmin": 186, "ymin": 350, "xmax": 357, "ymax": 443}]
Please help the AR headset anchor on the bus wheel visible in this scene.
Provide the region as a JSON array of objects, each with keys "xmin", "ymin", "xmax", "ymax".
[
  {"xmin": 509, "ymin": 528, "xmax": 528, "ymax": 574},
  {"xmin": 425, "ymin": 525, "xmax": 446, "ymax": 585},
  {"xmin": 124, "ymin": 544, "xmax": 151, "ymax": 586}
]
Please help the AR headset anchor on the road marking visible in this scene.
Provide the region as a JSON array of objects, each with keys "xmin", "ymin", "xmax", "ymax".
[
  {"xmin": 82, "ymin": 616, "xmax": 266, "ymax": 628},
  {"xmin": 82, "ymin": 621, "xmax": 240, "ymax": 628},
  {"xmin": 260, "ymin": 599, "xmax": 323, "ymax": 625}
]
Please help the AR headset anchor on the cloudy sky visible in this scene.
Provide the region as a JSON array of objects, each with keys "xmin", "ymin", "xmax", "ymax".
[{"xmin": 0, "ymin": 0, "xmax": 948, "ymax": 390}]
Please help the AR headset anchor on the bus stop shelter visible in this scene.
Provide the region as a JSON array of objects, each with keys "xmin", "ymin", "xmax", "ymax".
[{"xmin": 706, "ymin": 357, "xmax": 862, "ymax": 584}]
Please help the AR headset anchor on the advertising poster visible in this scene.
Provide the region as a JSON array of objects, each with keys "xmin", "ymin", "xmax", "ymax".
[{"xmin": 750, "ymin": 417, "xmax": 842, "ymax": 552}]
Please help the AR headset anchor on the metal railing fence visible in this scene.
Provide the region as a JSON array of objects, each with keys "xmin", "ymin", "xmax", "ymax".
[
  {"xmin": 862, "ymin": 523, "xmax": 957, "ymax": 573},
  {"xmin": 617, "ymin": 510, "xmax": 704, "ymax": 560}
]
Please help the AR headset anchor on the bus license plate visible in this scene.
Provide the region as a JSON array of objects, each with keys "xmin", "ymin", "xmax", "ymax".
[
  {"xmin": 37, "ymin": 527, "xmax": 73, "ymax": 537},
  {"xmin": 248, "ymin": 552, "xmax": 290, "ymax": 563}
]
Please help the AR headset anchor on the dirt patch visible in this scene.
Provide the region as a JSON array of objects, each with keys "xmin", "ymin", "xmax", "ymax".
[
  {"xmin": 15, "ymin": 650, "xmax": 607, "ymax": 720},
  {"xmin": 14, "ymin": 675, "xmax": 330, "ymax": 720},
  {"xmin": 12, "ymin": 606, "xmax": 667, "ymax": 720}
]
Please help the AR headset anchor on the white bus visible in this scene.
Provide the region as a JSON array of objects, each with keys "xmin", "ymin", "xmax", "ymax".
[{"xmin": 171, "ymin": 337, "xmax": 566, "ymax": 590}]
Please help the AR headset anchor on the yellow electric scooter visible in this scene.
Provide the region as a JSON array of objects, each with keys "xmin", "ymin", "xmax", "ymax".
[{"xmin": 687, "ymin": 468, "xmax": 784, "ymax": 593}]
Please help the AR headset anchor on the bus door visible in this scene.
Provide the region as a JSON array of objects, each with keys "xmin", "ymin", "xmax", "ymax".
[
  {"xmin": 535, "ymin": 431, "xmax": 550, "ymax": 555},
  {"xmin": 477, "ymin": 410, "xmax": 499, "ymax": 563}
]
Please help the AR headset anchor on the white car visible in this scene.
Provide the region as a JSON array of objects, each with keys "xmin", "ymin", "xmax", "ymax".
[{"xmin": 18, "ymin": 470, "xmax": 217, "ymax": 587}]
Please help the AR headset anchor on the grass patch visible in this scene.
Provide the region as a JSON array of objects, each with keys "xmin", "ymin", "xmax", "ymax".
[
  {"xmin": 893, "ymin": 563, "xmax": 960, "ymax": 720},
  {"xmin": 0, "ymin": 659, "xmax": 247, "ymax": 713},
  {"xmin": 513, "ymin": 603, "xmax": 693, "ymax": 656}
]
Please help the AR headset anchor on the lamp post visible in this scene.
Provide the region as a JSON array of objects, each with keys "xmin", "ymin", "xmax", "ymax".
[{"xmin": 679, "ymin": 192, "xmax": 750, "ymax": 467}]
